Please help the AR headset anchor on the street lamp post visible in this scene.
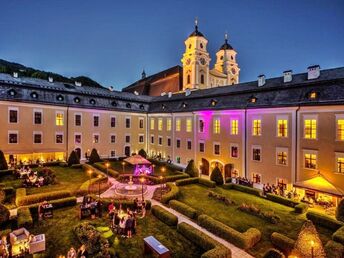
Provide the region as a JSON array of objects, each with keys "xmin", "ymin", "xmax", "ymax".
[
  {"xmin": 105, "ymin": 162, "xmax": 110, "ymax": 182},
  {"xmin": 311, "ymin": 240, "xmax": 314, "ymax": 258},
  {"xmin": 87, "ymin": 169, "xmax": 93, "ymax": 194},
  {"xmin": 97, "ymin": 174, "xmax": 102, "ymax": 199},
  {"xmin": 140, "ymin": 177, "xmax": 145, "ymax": 201},
  {"xmin": 122, "ymin": 161, "xmax": 126, "ymax": 174},
  {"xmin": 159, "ymin": 176, "xmax": 163, "ymax": 200}
]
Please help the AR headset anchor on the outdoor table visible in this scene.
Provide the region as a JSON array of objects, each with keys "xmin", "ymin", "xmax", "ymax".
[
  {"xmin": 79, "ymin": 202, "xmax": 99, "ymax": 219},
  {"xmin": 144, "ymin": 236, "xmax": 170, "ymax": 258},
  {"xmin": 29, "ymin": 234, "xmax": 45, "ymax": 254}
]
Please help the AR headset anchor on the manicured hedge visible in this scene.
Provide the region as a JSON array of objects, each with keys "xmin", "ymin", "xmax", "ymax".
[
  {"xmin": 161, "ymin": 183, "xmax": 180, "ymax": 204},
  {"xmin": 222, "ymin": 183, "xmax": 234, "ymax": 190},
  {"xmin": 232, "ymin": 184, "xmax": 263, "ymax": 197},
  {"xmin": 0, "ymin": 169, "xmax": 15, "ymax": 177},
  {"xmin": 169, "ymin": 200, "xmax": 198, "ymax": 219},
  {"xmin": 15, "ymin": 188, "xmax": 27, "ymax": 206},
  {"xmin": 294, "ymin": 203, "xmax": 308, "ymax": 214},
  {"xmin": 325, "ymin": 240, "xmax": 344, "ymax": 258},
  {"xmin": 148, "ymin": 159, "xmax": 184, "ymax": 172},
  {"xmin": 93, "ymin": 162, "xmax": 119, "ymax": 178},
  {"xmin": 263, "ymin": 248, "xmax": 285, "ymax": 258},
  {"xmin": 92, "ymin": 196, "xmax": 151, "ymax": 211},
  {"xmin": 25, "ymin": 197, "xmax": 77, "ymax": 216},
  {"xmin": 332, "ymin": 226, "xmax": 344, "ymax": 244},
  {"xmin": 164, "ymin": 173, "xmax": 189, "ymax": 182},
  {"xmin": 177, "ymin": 222, "xmax": 231, "ymax": 258},
  {"xmin": 198, "ymin": 214, "xmax": 261, "ymax": 250},
  {"xmin": 17, "ymin": 207, "xmax": 33, "ymax": 228},
  {"xmin": 306, "ymin": 211, "xmax": 344, "ymax": 230},
  {"xmin": 266, "ymin": 194, "xmax": 299, "ymax": 208},
  {"xmin": 271, "ymin": 232, "xmax": 295, "ymax": 254},
  {"xmin": 175, "ymin": 178, "xmax": 199, "ymax": 186},
  {"xmin": 16, "ymin": 190, "xmax": 72, "ymax": 207},
  {"xmin": 151, "ymin": 205, "xmax": 178, "ymax": 226},
  {"xmin": 199, "ymin": 178, "xmax": 216, "ymax": 188},
  {"xmin": 71, "ymin": 164, "xmax": 83, "ymax": 169}
]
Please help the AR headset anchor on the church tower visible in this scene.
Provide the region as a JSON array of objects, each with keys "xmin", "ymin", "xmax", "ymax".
[
  {"xmin": 181, "ymin": 19, "xmax": 211, "ymax": 90},
  {"xmin": 214, "ymin": 33, "xmax": 240, "ymax": 85}
]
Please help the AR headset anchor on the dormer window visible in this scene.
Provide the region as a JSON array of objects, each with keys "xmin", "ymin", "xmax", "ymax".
[
  {"xmin": 30, "ymin": 92, "xmax": 38, "ymax": 99},
  {"xmin": 210, "ymin": 99, "xmax": 217, "ymax": 106},
  {"xmin": 74, "ymin": 97, "xmax": 80, "ymax": 103},
  {"xmin": 162, "ymin": 104, "xmax": 166, "ymax": 110},
  {"xmin": 126, "ymin": 103, "xmax": 131, "ymax": 108},
  {"xmin": 8, "ymin": 89, "xmax": 16, "ymax": 96},
  {"xmin": 182, "ymin": 102, "xmax": 187, "ymax": 108},
  {"xmin": 139, "ymin": 104, "xmax": 145, "ymax": 110},
  {"xmin": 89, "ymin": 99, "xmax": 96, "ymax": 105},
  {"xmin": 309, "ymin": 91, "xmax": 318, "ymax": 100},
  {"xmin": 249, "ymin": 96, "xmax": 257, "ymax": 103},
  {"xmin": 200, "ymin": 43, "xmax": 203, "ymax": 49},
  {"xmin": 111, "ymin": 101, "xmax": 117, "ymax": 107},
  {"xmin": 56, "ymin": 95, "xmax": 64, "ymax": 101}
]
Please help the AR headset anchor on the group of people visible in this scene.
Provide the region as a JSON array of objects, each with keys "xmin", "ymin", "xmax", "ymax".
[
  {"xmin": 80, "ymin": 196, "xmax": 102, "ymax": 219},
  {"xmin": 234, "ymin": 177, "xmax": 254, "ymax": 187},
  {"xmin": 66, "ymin": 244, "xmax": 88, "ymax": 258},
  {"xmin": 16, "ymin": 167, "xmax": 45, "ymax": 188},
  {"xmin": 262, "ymin": 183, "xmax": 285, "ymax": 196}
]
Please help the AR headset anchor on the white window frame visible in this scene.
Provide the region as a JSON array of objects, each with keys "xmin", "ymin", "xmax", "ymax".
[
  {"xmin": 187, "ymin": 139, "xmax": 192, "ymax": 150},
  {"xmin": 110, "ymin": 115, "xmax": 116, "ymax": 128},
  {"xmin": 303, "ymin": 149, "xmax": 318, "ymax": 170},
  {"xmin": 55, "ymin": 111, "xmax": 64, "ymax": 126},
  {"xmin": 74, "ymin": 133, "xmax": 82, "ymax": 145},
  {"xmin": 276, "ymin": 147, "xmax": 288, "ymax": 166},
  {"xmin": 93, "ymin": 114, "xmax": 100, "ymax": 127},
  {"xmin": 33, "ymin": 109, "xmax": 43, "ymax": 125},
  {"xmin": 150, "ymin": 134, "xmax": 155, "ymax": 145},
  {"xmin": 110, "ymin": 134, "xmax": 116, "ymax": 144},
  {"xmin": 252, "ymin": 117, "xmax": 262, "ymax": 136},
  {"xmin": 252, "ymin": 172, "xmax": 262, "ymax": 184},
  {"xmin": 335, "ymin": 152, "xmax": 344, "ymax": 175},
  {"xmin": 213, "ymin": 142, "xmax": 221, "ymax": 156},
  {"xmin": 175, "ymin": 118, "xmax": 181, "ymax": 132},
  {"xmin": 8, "ymin": 107, "xmax": 19, "ymax": 124},
  {"xmin": 93, "ymin": 133, "xmax": 100, "ymax": 144},
  {"xmin": 125, "ymin": 133, "xmax": 131, "ymax": 143},
  {"xmin": 303, "ymin": 114, "xmax": 318, "ymax": 140},
  {"xmin": 335, "ymin": 114, "xmax": 344, "ymax": 141},
  {"xmin": 213, "ymin": 117, "xmax": 221, "ymax": 134},
  {"xmin": 74, "ymin": 113, "xmax": 82, "ymax": 127},
  {"xmin": 158, "ymin": 135, "xmax": 163, "ymax": 146},
  {"xmin": 55, "ymin": 132, "xmax": 64, "ymax": 144},
  {"xmin": 166, "ymin": 118, "xmax": 172, "ymax": 131},
  {"xmin": 198, "ymin": 118, "xmax": 205, "ymax": 133},
  {"xmin": 158, "ymin": 118, "xmax": 163, "ymax": 131},
  {"xmin": 110, "ymin": 150, "xmax": 116, "ymax": 157},
  {"xmin": 139, "ymin": 117, "xmax": 144, "ymax": 129},
  {"xmin": 230, "ymin": 143, "xmax": 239, "ymax": 159},
  {"xmin": 8, "ymin": 130, "xmax": 18, "ymax": 144},
  {"xmin": 167, "ymin": 137, "xmax": 171, "ymax": 147},
  {"xmin": 33, "ymin": 131, "xmax": 43, "ymax": 144},
  {"xmin": 276, "ymin": 115, "xmax": 288, "ymax": 138},
  {"xmin": 186, "ymin": 118, "xmax": 192, "ymax": 133},
  {"xmin": 230, "ymin": 118, "xmax": 239, "ymax": 135},
  {"xmin": 125, "ymin": 116, "xmax": 131, "ymax": 129},
  {"xmin": 150, "ymin": 118, "xmax": 155, "ymax": 130},
  {"xmin": 199, "ymin": 140, "xmax": 205, "ymax": 153},
  {"xmin": 176, "ymin": 138, "xmax": 181, "ymax": 148},
  {"xmin": 138, "ymin": 134, "xmax": 144, "ymax": 144},
  {"xmin": 252, "ymin": 145, "xmax": 262, "ymax": 162}
]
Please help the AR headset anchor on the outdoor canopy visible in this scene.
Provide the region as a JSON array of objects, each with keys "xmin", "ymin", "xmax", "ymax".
[{"xmin": 124, "ymin": 155, "xmax": 151, "ymax": 165}]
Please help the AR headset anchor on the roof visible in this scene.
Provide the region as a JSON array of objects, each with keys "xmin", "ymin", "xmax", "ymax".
[
  {"xmin": 189, "ymin": 25, "xmax": 205, "ymax": 37},
  {"xmin": 219, "ymin": 39, "xmax": 234, "ymax": 50},
  {"xmin": 294, "ymin": 175, "xmax": 344, "ymax": 197},
  {"xmin": 124, "ymin": 155, "xmax": 151, "ymax": 165},
  {"xmin": 210, "ymin": 69, "xmax": 228, "ymax": 78}
]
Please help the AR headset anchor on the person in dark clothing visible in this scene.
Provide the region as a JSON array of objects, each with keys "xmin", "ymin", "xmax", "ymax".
[{"xmin": 125, "ymin": 215, "xmax": 133, "ymax": 238}]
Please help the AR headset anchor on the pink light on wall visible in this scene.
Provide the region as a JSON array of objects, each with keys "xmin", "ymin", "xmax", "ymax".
[
  {"xmin": 195, "ymin": 110, "xmax": 214, "ymax": 140},
  {"xmin": 133, "ymin": 165, "xmax": 152, "ymax": 176}
]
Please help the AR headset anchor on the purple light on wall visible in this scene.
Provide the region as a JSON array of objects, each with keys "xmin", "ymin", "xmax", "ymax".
[
  {"xmin": 133, "ymin": 165, "xmax": 152, "ymax": 176},
  {"xmin": 195, "ymin": 110, "xmax": 214, "ymax": 140}
]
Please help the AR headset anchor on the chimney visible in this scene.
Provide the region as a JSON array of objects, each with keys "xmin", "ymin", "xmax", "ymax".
[
  {"xmin": 75, "ymin": 81, "xmax": 82, "ymax": 87},
  {"xmin": 13, "ymin": 72, "xmax": 18, "ymax": 78},
  {"xmin": 283, "ymin": 70, "xmax": 292, "ymax": 83},
  {"xmin": 307, "ymin": 65, "xmax": 320, "ymax": 80},
  {"xmin": 168, "ymin": 92, "xmax": 172, "ymax": 98},
  {"xmin": 258, "ymin": 74, "xmax": 265, "ymax": 87},
  {"xmin": 185, "ymin": 88, "xmax": 191, "ymax": 96},
  {"xmin": 108, "ymin": 86, "xmax": 114, "ymax": 91},
  {"xmin": 48, "ymin": 77, "xmax": 54, "ymax": 83}
]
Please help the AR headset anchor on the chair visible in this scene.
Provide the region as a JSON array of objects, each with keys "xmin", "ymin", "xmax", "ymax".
[
  {"xmin": 29, "ymin": 234, "xmax": 45, "ymax": 254},
  {"xmin": 9, "ymin": 228, "xmax": 30, "ymax": 246}
]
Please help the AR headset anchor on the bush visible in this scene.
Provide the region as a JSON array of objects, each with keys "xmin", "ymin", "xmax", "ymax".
[
  {"xmin": 263, "ymin": 248, "xmax": 285, "ymax": 258},
  {"xmin": 230, "ymin": 184, "xmax": 263, "ymax": 197},
  {"xmin": 208, "ymin": 191, "xmax": 235, "ymax": 206},
  {"xmin": 0, "ymin": 203, "xmax": 10, "ymax": 225},
  {"xmin": 89, "ymin": 148, "xmax": 101, "ymax": 164},
  {"xmin": 325, "ymin": 240, "xmax": 344, "ymax": 258},
  {"xmin": 0, "ymin": 169, "xmax": 14, "ymax": 177},
  {"xmin": 71, "ymin": 164, "xmax": 82, "ymax": 169},
  {"xmin": 169, "ymin": 200, "xmax": 198, "ymax": 219},
  {"xmin": 271, "ymin": 232, "xmax": 295, "ymax": 253},
  {"xmin": 164, "ymin": 173, "xmax": 189, "ymax": 183},
  {"xmin": 161, "ymin": 183, "xmax": 180, "ymax": 204},
  {"xmin": 238, "ymin": 203, "xmax": 281, "ymax": 224},
  {"xmin": 199, "ymin": 178, "xmax": 216, "ymax": 188},
  {"xmin": 185, "ymin": 160, "xmax": 199, "ymax": 177},
  {"xmin": 26, "ymin": 197, "xmax": 77, "ymax": 216},
  {"xmin": 138, "ymin": 149, "xmax": 147, "ymax": 159},
  {"xmin": 16, "ymin": 190, "xmax": 72, "ymax": 207},
  {"xmin": 0, "ymin": 150, "xmax": 8, "ymax": 170},
  {"xmin": 17, "ymin": 207, "xmax": 33, "ymax": 228},
  {"xmin": 336, "ymin": 199, "xmax": 344, "ymax": 222},
  {"xmin": 59, "ymin": 162, "xmax": 68, "ymax": 167},
  {"xmin": 210, "ymin": 167, "xmax": 224, "ymax": 185},
  {"xmin": 177, "ymin": 222, "xmax": 231, "ymax": 258},
  {"xmin": 332, "ymin": 226, "xmax": 344, "ymax": 244},
  {"xmin": 93, "ymin": 163, "xmax": 119, "ymax": 178},
  {"xmin": 15, "ymin": 188, "xmax": 27, "ymax": 206},
  {"xmin": 266, "ymin": 194, "xmax": 299, "ymax": 208},
  {"xmin": 222, "ymin": 183, "xmax": 234, "ymax": 190},
  {"xmin": 294, "ymin": 203, "xmax": 308, "ymax": 214},
  {"xmin": 175, "ymin": 177, "xmax": 199, "ymax": 186},
  {"xmin": 67, "ymin": 150, "xmax": 80, "ymax": 166},
  {"xmin": 151, "ymin": 205, "xmax": 178, "ymax": 226},
  {"xmin": 306, "ymin": 211, "xmax": 344, "ymax": 230},
  {"xmin": 198, "ymin": 214, "xmax": 261, "ymax": 250}
]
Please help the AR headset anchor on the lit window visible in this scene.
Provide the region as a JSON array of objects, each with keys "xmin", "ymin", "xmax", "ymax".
[
  {"xmin": 231, "ymin": 119, "xmax": 239, "ymax": 135},
  {"xmin": 304, "ymin": 119, "xmax": 317, "ymax": 139},
  {"xmin": 309, "ymin": 91, "xmax": 317, "ymax": 99},
  {"xmin": 214, "ymin": 144, "xmax": 220, "ymax": 155},
  {"xmin": 252, "ymin": 147, "xmax": 261, "ymax": 161},
  {"xmin": 176, "ymin": 118, "xmax": 181, "ymax": 132},
  {"xmin": 304, "ymin": 153, "xmax": 317, "ymax": 169},
  {"xmin": 150, "ymin": 118, "xmax": 155, "ymax": 130},
  {"xmin": 158, "ymin": 118, "xmax": 163, "ymax": 131},
  {"xmin": 93, "ymin": 134, "xmax": 99, "ymax": 144},
  {"xmin": 56, "ymin": 112, "xmax": 64, "ymax": 126},
  {"xmin": 213, "ymin": 118, "xmax": 220, "ymax": 134},
  {"xmin": 277, "ymin": 119, "xmax": 288, "ymax": 137},
  {"xmin": 337, "ymin": 119, "xmax": 344, "ymax": 141},
  {"xmin": 167, "ymin": 118, "xmax": 172, "ymax": 131},
  {"xmin": 186, "ymin": 118, "xmax": 192, "ymax": 132},
  {"xmin": 277, "ymin": 151, "xmax": 287, "ymax": 165},
  {"xmin": 252, "ymin": 119, "xmax": 261, "ymax": 136},
  {"xmin": 199, "ymin": 119, "xmax": 204, "ymax": 133},
  {"xmin": 337, "ymin": 157, "xmax": 344, "ymax": 174}
]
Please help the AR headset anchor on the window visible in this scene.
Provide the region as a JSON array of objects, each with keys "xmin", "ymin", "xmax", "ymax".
[
  {"xmin": 111, "ymin": 135, "xmax": 116, "ymax": 143},
  {"xmin": 33, "ymin": 133, "xmax": 42, "ymax": 144},
  {"xmin": 304, "ymin": 118, "xmax": 317, "ymax": 139},
  {"xmin": 125, "ymin": 135, "xmax": 130, "ymax": 143},
  {"xmin": 337, "ymin": 118, "xmax": 344, "ymax": 141},
  {"xmin": 199, "ymin": 142, "xmax": 205, "ymax": 153},
  {"xmin": 304, "ymin": 152, "xmax": 317, "ymax": 169},
  {"xmin": 151, "ymin": 135, "xmax": 154, "ymax": 144},
  {"xmin": 176, "ymin": 139, "xmax": 181, "ymax": 148},
  {"xmin": 337, "ymin": 156, "xmax": 344, "ymax": 174},
  {"xmin": 158, "ymin": 136, "xmax": 163, "ymax": 146},
  {"xmin": 75, "ymin": 134, "xmax": 82, "ymax": 144},
  {"xmin": 158, "ymin": 118, "xmax": 163, "ymax": 131},
  {"xmin": 125, "ymin": 118, "xmax": 131, "ymax": 128},
  {"xmin": 56, "ymin": 133, "xmax": 63, "ymax": 144},
  {"xmin": 187, "ymin": 140, "xmax": 192, "ymax": 150},
  {"xmin": 277, "ymin": 148, "xmax": 288, "ymax": 165},
  {"xmin": 34, "ymin": 111, "xmax": 42, "ymax": 124},
  {"xmin": 201, "ymin": 74, "xmax": 205, "ymax": 84},
  {"xmin": 230, "ymin": 145, "xmax": 238, "ymax": 158},
  {"xmin": 252, "ymin": 147, "xmax": 261, "ymax": 161},
  {"xmin": 187, "ymin": 74, "xmax": 191, "ymax": 84},
  {"xmin": 9, "ymin": 108, "xmax": 18, "ymax": 123},
  {"xmin": 93, "ymin": 115, "xmax": 99, "ymax": 127},
  {"xmin": 150, "ymin": 118, "xmax": 155, "ymax": 130},
  {"xmin": 56, "ymin": 112, "xmax": 64, "ymax": 126},
  {"xmin": 230, "ymin": 119, "xmax": 239, "ymax": 135},
  {"xmin": 139, "ymin": 118, "xmax": 144, "ymax": 129},
  {"xmin": 277, "ymin": 119, "xmax": 288, "ymax": 137},
  {"xmin": 8, "ymin": 132, "xmax": 18, "ymax": 144},
  {"xmin": 252, "ymin": 119, "xmax": 261, "ymax": 136},
  {"xmin": 139, "ymin": 135, "xmax": 144, "ymax": 144},
  {"xmin": 93, "ymin": 134, "xmax": 99, "ymax": 144},
  {"xmin": 167, "ymin": 137, "xmax": 171, "ymax": 147},
  {"xmin": 213, "ymin": 118, "xmax": 220, "ymax": 134},
  {"xmin": 199, "ymin": 119, "xmax": 204, "ymax": 133},
  {"xmin": 176, "ymin": 118, "xmax": 181, "ymax": 132},
  {"xmin": 214, "ymin": 143, "xmax": 220, "ymax": 155},
  {"xmin": 167, "ymin": 118, "xmax": 172, "ymax": 131},
  {"xmin": 110, "ymin": 150, "xmax": 116, "ymax": 157},
  {"xmin": 111, "ymin": 117, "xmax": 116, "ymax": 127},
  {"xmin": 186, "ymin": 118, "xmax": 192, "ymax": 132},
  {"xmin": 252, "ymin": 173, "xmax": 261, "ymax": 184},
  {"xmin": 75, "ymin": 114, "xmax": 81, "ymax": 126}
]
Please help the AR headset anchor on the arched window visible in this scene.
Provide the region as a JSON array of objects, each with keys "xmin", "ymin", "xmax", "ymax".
[
  {"xmin": 187, "ymin": 74, "xmax": 191, "ymax": 84},
  {"xmin": 201, "ymin": 74, "xmax": 205, "ymax": 84}
]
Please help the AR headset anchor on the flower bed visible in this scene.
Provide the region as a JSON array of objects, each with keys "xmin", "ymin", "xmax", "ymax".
[
  {"xmin": 208, "ymin": 191, "xmax": 235, "ymax": 206},
  {"xmin": 238, "ymin": 203, "xmax": 281, "ymax": 224}
]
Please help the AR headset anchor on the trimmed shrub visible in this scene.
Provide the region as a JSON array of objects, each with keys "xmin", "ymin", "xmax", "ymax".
[
  {"xmin": 232, "ymin": 184, "xmax": 263, "ymax": 197},
  {"xmin": 91, "ymin": 196, "xmax": 151, "ymax": 212},
  {"xmin": 138, "ymin": 149, "xmax": 147, "ymax": 159},
  {"xmin": 238, "ymin": 203, "xmax": 281, "ymax": 224},
  {"xmin": 17, "ymin": 207, "xmax": 33, "ymax": 228},
  {"xmin": 161, "ymin": 183, "xmax": 180, "ymax": 204},
  {"xmin": 169, "ymin": 200, "xmax": 198, "ymax": 219},
  {"xmin": 336, "ymin": 199, "xmax": 344, "ymax": 223},
  {"xmin": 199, "ymin": 178, "xmax": 216, "ymax": 188},
  {"xmin": 175, "ymin": 177, "xmax": 199, "ymax": 186},
  {"xmin": 0, "ymin": 169, "xmax": 14, "ymax": 177},
  {"xmin": 0, "ymin": 203, "xmax": 10, "ymax": 225},
  {"xmin": 16, "ymin": 190, "xmax": 72, "ymax": 207},
  {"xmin": 325, "ymin": 240, "xmax": 344, "ymax": 258},
  {"xmin": 164, "ymin": 173, "xmax": 189, "ymax": 182},
  {"xmin": 67, "ymin": 150, "xmax": 80, "ymax": 166},
  {"xmin": 306, "ymin": 211, "xmax": 344, "ymax": 230},
  {"xmin": 71, "ymin": 164, "xmax": 82, "ymax": 169},
  {"xmin": 294, "ymin": 203, "xmax": 308, "ymax": 214},
  {"xmin": 198, "ymin": 214, "xmax": 261, "ymax": 250},
  {"xmin": 208, "ymin": 191, "xmax": 235, "ymax": 206},
  {"xmin": 266, "ymin": 193, "xmax": 299, "ymax": 208},
  {"xmin": 89, "ymin": 148, "xmax": 101, "ymax": 164},
  {"xmin": 93, "ymin": 162, "xmax": 119, "ymax": 178},
  {"xmin": 151, "ymin": 205, "xmax": 178, "ymax": 226},
  {"xmin": 332, "ymin": 226, "xmax": 344, "ymax": 244},
  {"xmin": 59, "ymin": 162, "xmax": 68, "ymax": 167},
  {"xmin": 15, "ymin": 188, "xmax": 27, "ymax": 206},
  {"xmin": 210, "ymin": 167, "xmax": 224, "ymax": 185},
  {"xmin": 185, "ymin": 160, "xmax": 199, "ymax": 177},
  {"xmin": 222, "ymin": 183, "xmax": 234, "ymax": 190},
  {"xmin": 0, "ymin": 150, "xmax": 8, "ymax": 170},
  {"xmin": 271, "ymin": 232, "xmax": 295, "ymax": 253},
  {"xmin": 26, "ymin": 197, "xmax": 77, "ymax": 216},
  {"xmin": 263, "ymin": 248, "xmax": 285, "ymax": 258}
]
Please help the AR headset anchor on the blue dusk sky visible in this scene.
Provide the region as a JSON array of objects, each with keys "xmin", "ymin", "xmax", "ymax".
[{"xmin": 0, "ymin": 0, "xmax": 343, "ymax": 90}]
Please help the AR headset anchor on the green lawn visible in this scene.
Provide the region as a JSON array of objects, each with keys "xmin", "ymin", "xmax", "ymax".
[
  {"xmin": 177, "ymin": 184, "xmax": 333, "ymax": 258},
  {"xmin": 30, "ymin": 206, "xmax": 203, "ymax": 258}
]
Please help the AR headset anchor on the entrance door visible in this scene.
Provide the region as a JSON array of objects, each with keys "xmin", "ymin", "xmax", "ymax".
[
  {"xmin": 124, "ymin": 146, "xmax": 131, "ymax": 157},
  {"xmin": 201, "ymin": 158, "xmax": 209, "ymax": 175},
  {"xmin": 224, "ymin": 164, "xmax": 233, "ymax": 178},
  {"xmin": 75, "ymin": 148, "xmax": 81, "ymax": 160}
]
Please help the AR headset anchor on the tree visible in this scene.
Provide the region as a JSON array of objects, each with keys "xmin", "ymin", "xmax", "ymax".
[
  {"xmin": 185, "ymin": 160, "xmax": 199, "ymax": 177},
  {"xmin": 89, "ymin": 148, "xmax": 101, "ymax": 164},
  {"xmin": 0, "ymin": 203, "xmax": 10, "ymax": 225},
  {"xmin": 0, "ymin": 150, "xmax": 8, "ymax": 170},
  {"xmin": 210, "ymin": 166, "xmax": 224, "ymax": 185},
  {"xmin": 138, "ymin": 149, "xmax": 147, "ymax": 159},
  {"xmin": 336, "ymin": 199, "xmax": 344, "ymax": 222},
  {"xmin": 67, "ymin": 150, "xmax": 80, "ymax": 166}
]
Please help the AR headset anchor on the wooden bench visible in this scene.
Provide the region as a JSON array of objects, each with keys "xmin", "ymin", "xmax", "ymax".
[{"xmin": 143, "ymin": 236, "xmax": 170, "ymax": 258}]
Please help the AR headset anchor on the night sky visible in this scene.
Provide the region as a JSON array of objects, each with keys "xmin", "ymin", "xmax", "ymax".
[{"xmin": 1, "ymin": 0, "xmax": 343, "ymax": 90}]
